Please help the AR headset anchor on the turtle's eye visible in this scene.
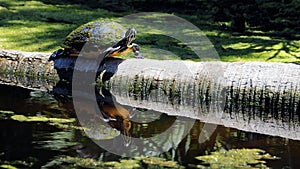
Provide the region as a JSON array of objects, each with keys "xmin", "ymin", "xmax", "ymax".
[
  {"xmin": 125, "ymin": 28, "xmax": 136, "ymax": 37},
  {"xmin": 130, "ymin": 34, "xmax": 136, "ymax": 40}
]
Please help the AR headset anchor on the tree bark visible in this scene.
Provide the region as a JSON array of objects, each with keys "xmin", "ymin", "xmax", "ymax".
[{"xmin": 0, "ymin": 49, "xmax": 300, "ymax": 140}]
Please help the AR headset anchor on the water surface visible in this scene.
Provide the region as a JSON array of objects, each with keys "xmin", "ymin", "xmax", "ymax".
[{"xmin": 0, "ymin": 83, "xmax": 299, "ymax": 168}]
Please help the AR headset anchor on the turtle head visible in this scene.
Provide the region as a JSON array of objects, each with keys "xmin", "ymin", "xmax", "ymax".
[
  {"xmin": 103, "ymin": 27, "xmax": 144, "ymax": 59},
  {"xmin": 124, "ymin": 28, "xmax": 137, "ymax": 46}
]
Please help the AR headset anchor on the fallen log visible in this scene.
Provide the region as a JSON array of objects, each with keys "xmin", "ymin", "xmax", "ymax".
[
  {"xmin": 1, "ymin": 49, "xmax": 299, "ymax": 112},
  {"xmin": 0, "ymin": 49, "xmax": 57, "ymax": 90},
  {"xmin": 0, "ymin": 49, "xmax": 299, "ymax": 140}
]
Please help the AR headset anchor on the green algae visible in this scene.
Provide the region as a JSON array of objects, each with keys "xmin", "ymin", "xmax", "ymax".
[
  {"xmin": 10, "ymin": 114, "xmax": 75, "ymax": 123},
  {"xmin": 42, "ymin": 156, "xmax": 184, "ymax": 169},
  {"xmin": 9, "ymin": 114, "xmax": 82, "ymax": 131},
  {"xmin": 0, "ymin": 157, "xmax": 37, "ymax": 169},
  {"xmin": 195, "ymin": 148, "xmax": 278, "ymax": 169},
  {"xmin": 0, "ymin": 110, "xmax": 14, "ymax": 119},
  {"xmin": 0, "ymin": 164, "xmax": 17, "ymax": 169},
  {"xmin": 138, "ymin": 156, "xmax": 182, "ymax": 168}
]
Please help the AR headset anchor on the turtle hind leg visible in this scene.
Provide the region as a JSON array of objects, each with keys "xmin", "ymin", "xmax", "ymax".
[{"xmin": 48, "ymin": 49, "xmax": 66, "ymax": 61}]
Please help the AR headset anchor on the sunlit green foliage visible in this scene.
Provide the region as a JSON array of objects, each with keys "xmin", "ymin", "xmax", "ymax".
[
  {"xmin": 0, "ymin": 0, "xmax": 119, "ymax": 52},
  {"xmin": 0, "ymin": 0, "xmax": 299, "ymax": 62}
]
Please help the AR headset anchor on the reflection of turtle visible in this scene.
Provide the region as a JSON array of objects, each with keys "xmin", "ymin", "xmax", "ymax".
[{"xmin": 49, "ymin": 21, "xmax": 143, "ymax": 60}]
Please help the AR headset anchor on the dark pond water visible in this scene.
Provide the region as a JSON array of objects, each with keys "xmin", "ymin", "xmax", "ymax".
[{"xmin": 0, "ymin": 83, "xmax": 300, "ymax": 168}]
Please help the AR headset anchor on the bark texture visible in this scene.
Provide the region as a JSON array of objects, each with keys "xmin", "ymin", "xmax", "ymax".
[{"xmin": 0, "ymin": 49, "xmax": 299, "ymax": 140}]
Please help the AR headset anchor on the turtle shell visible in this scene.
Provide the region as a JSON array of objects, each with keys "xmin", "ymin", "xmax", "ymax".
[{"xmin": 62, "ymin": 21, "xmax": 126, "ymax": 52}]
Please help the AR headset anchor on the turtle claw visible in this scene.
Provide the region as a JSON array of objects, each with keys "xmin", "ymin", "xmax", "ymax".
[
  {"xmin": 132, "ymin": 43, "xmax": 144, "ymax": 59},
  {"xmin": 134, "ymin": 51, "xmax": 144, "ymax": 59}
]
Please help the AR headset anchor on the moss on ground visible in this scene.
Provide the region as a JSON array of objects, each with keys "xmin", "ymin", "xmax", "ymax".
[{"xmin": 0, "ymin": 0, "xmax": 299, "ymax": 62}]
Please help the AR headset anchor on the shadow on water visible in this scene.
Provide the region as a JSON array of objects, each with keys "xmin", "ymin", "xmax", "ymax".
[{"xmin": 0, "ymin": 79, "xmax": 300, "ymax": 168}]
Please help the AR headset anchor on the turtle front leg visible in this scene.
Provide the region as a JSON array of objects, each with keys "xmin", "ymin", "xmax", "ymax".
[{"xmin": 132, "ymin": 43, "xmax": 144, "ymax": 59}]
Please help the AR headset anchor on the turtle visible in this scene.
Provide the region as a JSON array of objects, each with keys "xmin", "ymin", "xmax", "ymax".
[{"xmin": 49, "ymin": 21, "xmax": 143, "ymax": 61}]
